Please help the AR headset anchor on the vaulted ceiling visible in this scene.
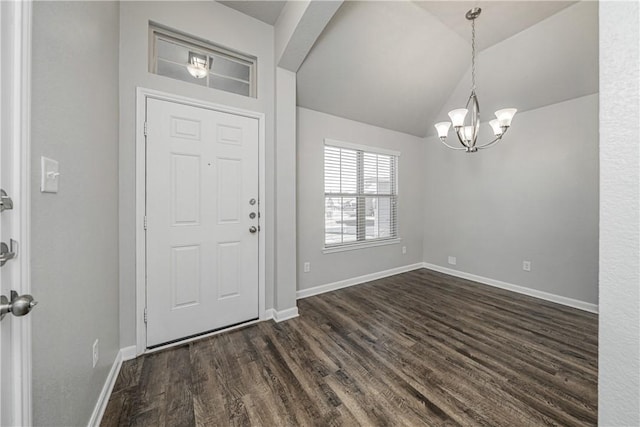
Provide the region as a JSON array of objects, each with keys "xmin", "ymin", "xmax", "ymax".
[
  {"xmin": 218, "ymin": 1, "xmax": 599, "ymax": 138},
  {"xmin": 218, "ymin": 0, "xmax": 286, "ymax": 25}
]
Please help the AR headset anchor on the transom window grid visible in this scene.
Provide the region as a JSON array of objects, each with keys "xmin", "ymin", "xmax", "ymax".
[
  {"xmin": 324, "ymin": 144, "xmax": 398, "ymax": 248},
  {"xmin": 149, "ymin": 24, "xmax": 257, "ymax": 98}
]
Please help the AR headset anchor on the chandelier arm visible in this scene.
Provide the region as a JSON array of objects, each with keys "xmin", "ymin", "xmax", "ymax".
[
  {"xmin": 438, "ymin": 138, "xmax": 467, "ymax": 151},
  {"xmin": 476, "ymin": 135, "xmax": 504, "ymax": 150},
  {"xmin": 454, "ymin": 127, "xmax": 471, "ymax": 149}
]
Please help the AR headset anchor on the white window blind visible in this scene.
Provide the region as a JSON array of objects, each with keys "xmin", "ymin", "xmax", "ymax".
[{"xmin": 324, "ymin": 142, "xmax": 398, "ymax": 247}]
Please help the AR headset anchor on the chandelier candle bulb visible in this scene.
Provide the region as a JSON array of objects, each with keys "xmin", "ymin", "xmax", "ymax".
[
  {"xmin": 495, "ymin": 108, "xmax": 518, "ymax": 127},
  {"xmin": 435, "ymin": 122, "xmax": 452, "ymax": 138},
  {"xmin": 448, "ymin": 109, "xmax": 468, "ymax": 128},
  {"xmin": 489, "ymin": 119, "xmax": 503, "ymax": 136},
  {"xmin": 463, "ymin": 126, "xmax": 475, "ymax": 142}
]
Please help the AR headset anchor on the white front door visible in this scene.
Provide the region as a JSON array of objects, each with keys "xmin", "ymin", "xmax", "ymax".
[{"xmin": 145, "ymin": 98, "xmax": 260, "ymax": 347}]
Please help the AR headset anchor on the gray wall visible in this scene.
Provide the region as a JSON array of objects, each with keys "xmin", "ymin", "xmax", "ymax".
[
  {"xmin": 598, "ymin": 1, "xmax": 640, "ymax": 423},
  {"xmin": 423, "ymin": 94, "xmax": 599, "ymax": 305},
  {"xmin": 274, "ymin": 68, "xmax": 297, "ymax": 310},
  {"xmin": 31, "ymin": 2, "xmax": 120, "ymax": 425},
  {"xmin": 118, "ymin": 2, "xmax": 275, "ymax": 347},
  {"xmin": 297, "ymin": 107, "xmax": 425, "ymax": 291}
]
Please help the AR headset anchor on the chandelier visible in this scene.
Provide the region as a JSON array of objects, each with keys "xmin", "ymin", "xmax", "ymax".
[
  {"xmin": 186, "ymin": 52, "xmax": 211, "ymax": 79},
  {"xmin": 434, "ymin": 8, "xmax": 517, "ymax": 153}
]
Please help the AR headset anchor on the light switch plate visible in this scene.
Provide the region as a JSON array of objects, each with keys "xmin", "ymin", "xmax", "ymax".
[{"xmin": 40, "ymin": 156, "xmax": 60, "ymax": 193}]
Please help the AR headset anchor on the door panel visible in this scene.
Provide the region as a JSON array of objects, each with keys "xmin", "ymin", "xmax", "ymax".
[
  {"xmin": 217, "ymin": 242, "xmax": 241, "ymax": 298},
  {"xmin": 146, "ymin": 98, "xmax": 259, "ymax": 347},
  {"xmin": 171, "ymin": 154, "xmax": 200, "ymax": 225},
  {"xmin": 170, "ymin": 245, "xmax": 201, "ymax": 308},
  {"xmin": 217, "ymin": 158, "xmax": 241, "ymax": 222}
]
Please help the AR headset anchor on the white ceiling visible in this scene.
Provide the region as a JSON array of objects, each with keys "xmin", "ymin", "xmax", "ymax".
[
  {"xmin": 217, "ymin": 1, "xmax": 286, "ymax": 25},
  {"xmin": 415, "ymin": 1, "xmax": 577, "ymax": 51},
  {"xmin": 434, "ymin": 0, "xmax": 598, "ymax": 130},
  {"xmin": 215, "ymin": 1, "xmax": 598, "ymax": 138},
  {"xmin": 298, "ymin": 1, "xmax": 470, "ymax": 137},
  {"xmin": 296, "ymin": 1, "xmax": 597, "ymax": 137}
]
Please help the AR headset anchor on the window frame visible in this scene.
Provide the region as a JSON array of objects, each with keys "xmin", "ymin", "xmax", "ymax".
[
  {"xmin": 148, "ymin": 23, "xmax": 257, "ymax": 98},
  {"xmin": 323, "ymin": 138, "xmax": 401, "ymax": 253}
]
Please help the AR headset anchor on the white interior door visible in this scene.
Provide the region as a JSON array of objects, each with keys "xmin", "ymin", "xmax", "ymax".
[
  {"xmin": 0, "ymin": 86, "xmax": 11, "ymax": 427},
  {"xmin": 0, "ymin": 1, "xmax": 32, "ymax": 424},
  {"xmin": 145, "ymin": 98, "xmax": 260, "ymax": 347}
]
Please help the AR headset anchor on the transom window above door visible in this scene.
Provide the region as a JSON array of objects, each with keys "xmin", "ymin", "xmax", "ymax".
[
  {"xmin": 324, "ymin": 139, "xmax": 399, "ymax": 252},
  {"xmin": 149, "ymin": 23, "xmax": 257, "ymax": 98}
]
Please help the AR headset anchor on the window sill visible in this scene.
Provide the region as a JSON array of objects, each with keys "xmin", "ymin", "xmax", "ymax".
[{"xmin": 322, "ymin": 238, "xmax": 402, "ymax": 254}]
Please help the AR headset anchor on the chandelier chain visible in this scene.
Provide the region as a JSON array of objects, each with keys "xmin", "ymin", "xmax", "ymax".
[{"xmin": 471, "ymin": 16, "xmax": 476, "ymax": 92}]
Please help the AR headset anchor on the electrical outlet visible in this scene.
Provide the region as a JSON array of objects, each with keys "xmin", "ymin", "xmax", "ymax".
[
  {"xmin": 92, "ymin": 339, "xmax": 99, "ymax": 368},
  {"xmin": 402, "ymin": 246, "xmax": 407, "ymax": 254},
  {"xmin": 303, "ymin": 262, "xmax": 310, "ymax": 273},
  {"xmin": 448, "ymin": 256, "xmax": 457, "ymax": 266},
  {"xmin": 523, "ymin": 261, "xmax": 531, "ymax": 272}
]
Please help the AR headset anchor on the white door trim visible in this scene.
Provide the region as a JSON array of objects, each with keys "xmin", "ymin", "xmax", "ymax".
[
  {"xmin": 135, "ymin": 87, "xmax": 266, "ymax": 356},
  {"xmin": 1, "ymin": 0, "xmax": 33, "ymax": 424}
]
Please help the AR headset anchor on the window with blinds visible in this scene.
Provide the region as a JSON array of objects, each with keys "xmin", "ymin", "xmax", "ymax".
[{"xmin": 324, "ymin": 141, "xmax": 398, "ymax": 248}]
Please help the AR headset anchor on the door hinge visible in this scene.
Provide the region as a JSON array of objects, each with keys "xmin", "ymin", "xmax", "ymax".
[
  {"xmin": 143, "ymin": 216, "xmax": 147, "ymax": 230},
  {"xmin": 144, "ymin": 121, "xmax": 148, "ymax": 136},
  {"xmin": 144, "ymin": 307, "xmax": 148, "ymax": 323}
]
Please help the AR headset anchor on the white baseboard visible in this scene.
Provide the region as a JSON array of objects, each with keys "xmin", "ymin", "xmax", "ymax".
[
  {"xmin": 422, "ymin": 262, "xmax": 599, "ymax": 314},
  {"xmin": 120, "ymin": 345, "xmax": 137, "ymax": 362},
  {"xmin": 267, "ymin": 306, "xmax": 299, "ymax": 322},
  {"xmin": 87, "ymin": 349, "xmax": 124, "ymax": 427},
  {"xmin": 296, "ymin": 262, "xmax": 425, "ymax": 300}
]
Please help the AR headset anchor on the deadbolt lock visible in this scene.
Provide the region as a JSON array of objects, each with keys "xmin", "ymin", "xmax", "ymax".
[
  {"xmin": 0, "ymin": 189, "xmax": 13, "ymax": 213},
  {"xmin": 0, "ymin": 239, "xmax": 17, "ymax": 267}
]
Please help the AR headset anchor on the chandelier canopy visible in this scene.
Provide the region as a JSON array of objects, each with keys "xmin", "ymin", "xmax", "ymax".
[{"xmin": 434, "ymin": 8, "xmax": 517, "ymax": 153}]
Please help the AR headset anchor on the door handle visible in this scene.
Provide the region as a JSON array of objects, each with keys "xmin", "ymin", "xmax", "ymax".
[
  {"xmin": 0, "ymin": 239, "xmax": 17, "ymax": 266},
  {"xmin": 249, "ymin": 226, "xmax": 257, "ymax": 233},
  {"xmin": 0, "ymin": 290, "xmax": 38, "ymax": 321}
]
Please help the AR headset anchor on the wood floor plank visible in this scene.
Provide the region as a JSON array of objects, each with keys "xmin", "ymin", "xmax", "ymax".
[
  {"xmin": 190, "ymin": 341, "xmax": 230, "ymax": 426},
  {"xmin": 164, "ymin": 345, "xmax": 195, "ymax": 427},
  {"xmin": 102, "ymin": 268, "xmax": 598, "ymax": 426}
]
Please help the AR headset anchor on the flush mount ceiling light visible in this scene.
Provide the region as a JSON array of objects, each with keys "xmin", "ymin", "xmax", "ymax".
[
  {"xmin": 186, "ymin": 51, "xmax": 211, "ymax": 79},
  {"xmin": 434, "ymin": 8, "xmax": 517, "ymax": 153}
]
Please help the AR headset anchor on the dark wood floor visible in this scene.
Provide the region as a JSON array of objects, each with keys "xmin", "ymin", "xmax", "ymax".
[{"xmin": 102, "ymin": 269, "xmax": 598, "ymax": 426}]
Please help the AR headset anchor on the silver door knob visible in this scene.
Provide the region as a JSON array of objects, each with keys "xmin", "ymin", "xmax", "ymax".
[
  {"xmin": 0, "ymin": 290, "xmax": 38, "ymax": 321},
  {"xmin": 249, "ymin": 226, "xmax": 257, "ymax": 233}
]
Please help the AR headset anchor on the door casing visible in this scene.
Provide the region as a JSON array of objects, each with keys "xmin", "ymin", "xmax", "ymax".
[
  {"xmin": 0, "ymin": 0, "xmax": 33, "ymax": 424},
  {"xmin": 135, "ymin": 88, "xmax": 266, "ymax": 356}
]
